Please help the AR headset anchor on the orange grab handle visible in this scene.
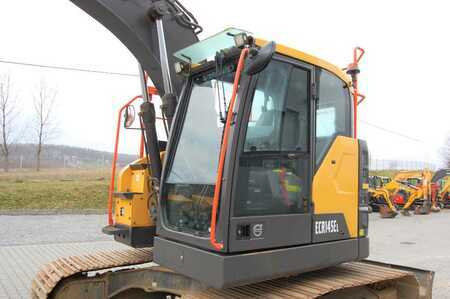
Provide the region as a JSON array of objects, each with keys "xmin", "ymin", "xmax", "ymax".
[
  {"xmin": 354, "ymin": 47, "xmax": 365, "ymax": 63},
  {"xmin": 108, "ymin": 95, "xmax": 142, "ymax": 225},
  {"xmin": 210, "ymin": 48, "xmax": 249, "ymax": 250},
  {"xmin": 357, "ymin": 94, "xmax": 366, "ymax": 105},
  {"xmin": 108, "ymin": 88, "xmax": 159, "ymax": 226},
  {"xmin": 351, "ymin": 47, "xmax": 365, "ymax": 138}
]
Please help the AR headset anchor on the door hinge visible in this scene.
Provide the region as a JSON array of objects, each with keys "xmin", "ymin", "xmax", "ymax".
[{"xmin": 311, "ymin": 82, "xmax": 317, "ymax": 101}]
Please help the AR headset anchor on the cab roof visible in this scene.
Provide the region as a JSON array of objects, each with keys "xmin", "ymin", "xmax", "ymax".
[{"xmin": 255, "ymin": 38, "xmax": 351, "ymax": 85}]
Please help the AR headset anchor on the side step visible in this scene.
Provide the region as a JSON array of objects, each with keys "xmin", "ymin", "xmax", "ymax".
[
  {"xmin": 101, "ymin": 225, "xmax": 126, "ymax": 235},
  {"xmin": 102, "ymin": 224, "xmax": 156, "ymax": 247}
]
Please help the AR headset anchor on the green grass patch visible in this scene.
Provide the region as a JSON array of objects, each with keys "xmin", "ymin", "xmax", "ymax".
[
  {"xmin": 0, "ymin": 168, "xmax": 111, "ymax": 209},
  {"xmin": 369, "ymin": 170, "xmax": 398, "ymax": 178}
]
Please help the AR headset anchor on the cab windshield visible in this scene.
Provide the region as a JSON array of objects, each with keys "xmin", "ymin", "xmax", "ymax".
[
  {"xmin": 174, "ymin": 27, "xmax": 250, "ymax": 64},
  {"xmin": 164, "ymin": 70, "xmax": 235, "ymax": 235}
]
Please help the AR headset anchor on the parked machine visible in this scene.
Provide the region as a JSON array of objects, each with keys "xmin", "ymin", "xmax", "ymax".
[
  {"xmin": 431, "ymin": 169, "xmax": 450, "ymax": 208},
  {"xmin": 439, "ymin": 179, "xmax": 450, "ymax": 206},
  {"xmin": 368, "ymin": 174, "xmax": 423, "ymax": 216},
  {"xmin": 368, "ymin": 175, "xmax": 398, "ymax": 217},
  {"xmin": 393, "ymin": 170, "xmax": 441, "ymax": 214},
  {"xmin": 31, "ymin": 1, "xmax": 434, "ymax": 298}
]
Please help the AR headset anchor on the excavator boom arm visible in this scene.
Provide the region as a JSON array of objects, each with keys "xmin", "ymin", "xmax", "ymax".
[{"xmin": 69, "ymin": 0, "xmax": 199, "ymax": 95}]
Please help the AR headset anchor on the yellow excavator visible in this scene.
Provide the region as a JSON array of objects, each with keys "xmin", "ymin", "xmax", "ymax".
[
  {"xmin": 369, "ymin": 170, "xmax": 444, "ymax": 217},
  {"xmin": 430, "ymin": 169, "xmax": 450, "ymax": 208},
  {"xmin": 393, "ymin": 170, "xmax": 441, "ymax": 214},
  {"xmin": 368, "ymin": 176, "xmax": 398, "ymax": 218},
  {"xmin": 368, "ymin": 174, "xmax": 428, "ymax": 217},
  {"xmin": 30, "ymin": 1, "xmax": 434, "ymax": 298},
  {"xmin": 439, "ymin": 179, "xmax": 450, "ymax": 206},
  {"xmin": 386, "ymin": 180, "xmax": 428, "ymax": 216}
]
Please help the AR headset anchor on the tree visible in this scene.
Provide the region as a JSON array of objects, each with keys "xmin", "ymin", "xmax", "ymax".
[
  {"xmin": 32, "ymin": 80, "xmax": 57, "ymax": 171},
  {"xmin": 0, "ymin": 74, "xmax": 20, "ymax": 172},
  {"xmin": 441, "ymin": 135, "xmax": 450, "ymax": 168}
]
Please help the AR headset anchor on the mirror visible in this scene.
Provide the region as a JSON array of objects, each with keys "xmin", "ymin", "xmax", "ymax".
[
  {"xmin": 124, "ymin": 105, "xmax": 136, "ymax": 128},
  {"xmin": 245, "ymin": 41, "xmax": 276, "ymax": 75}
]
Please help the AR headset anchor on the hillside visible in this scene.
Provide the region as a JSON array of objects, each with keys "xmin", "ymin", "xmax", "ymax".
[{"xmin": 0, "ymin": 144, "xmax": 138, "ymax": 170}]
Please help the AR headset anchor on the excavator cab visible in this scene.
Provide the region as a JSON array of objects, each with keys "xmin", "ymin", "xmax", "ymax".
[
  {"xmin": 69, "ymin": 0, "xmax": 369, "ymax": 289},
  {"xmin": 152, "ymin": 29, "xmax": 370, "ymax": 287}
]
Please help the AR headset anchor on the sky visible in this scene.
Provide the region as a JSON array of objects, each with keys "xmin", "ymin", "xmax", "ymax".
[{"xmin": 0, "ymin": 0, "xmax": 449, "ymax": 167}]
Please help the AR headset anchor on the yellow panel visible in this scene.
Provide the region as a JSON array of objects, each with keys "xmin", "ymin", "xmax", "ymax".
[
  {"xmin": 255, "ymin": 38, "xmax": 351, "ymax": 86},
  {"xmin": 115, "ymin": 194, "xmax": 152, "ymax": 227},
  {"xmin": 114, "ymin": 157, "xmax": 154, "ymax": 227},
  {"xmin": 313, "ymin": 136, "xmax": 359, "ymax": 238},
  {"xmin": 130, "ymin": 170, "xmax": 146, "ymax": 193}
]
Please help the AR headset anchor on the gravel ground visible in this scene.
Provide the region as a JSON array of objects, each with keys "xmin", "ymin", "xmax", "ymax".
[
  {"xmin": 369, "ymin": 210, "xmax": 450, "ymax": 298},
  {"xmin": 1, "ymin": 211, "xmax": 449, "ymax": 297},
  {"xmin": 0, "ymin": 214, "xmax": 110, "ymax": 246}
]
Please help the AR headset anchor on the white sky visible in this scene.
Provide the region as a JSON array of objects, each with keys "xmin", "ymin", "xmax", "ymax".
[{"xmin": 0, "ymin": 0, "xmax": 449, "ymax": 166}]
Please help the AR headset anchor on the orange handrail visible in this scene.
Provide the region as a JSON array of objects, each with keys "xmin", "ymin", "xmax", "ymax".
[
  {"xmin": 108, "ymin": 88, "xmax": 160, "ymax": 226},
  {"xmin": 210, "ymin": 48, "xmax": 249, "ymax": 250},
  {"xmin": 108, "ymin": 95, "xmax": 143, "ymax": 225},
  {"xmin": 346, "ymin": 47, "xmax": 365, "ymax": 138},
  {"xmin": 354, "ymin": 46, "xmax": 365, "ymax": 63},
  {"xmin": 108, "ymin": 96, "xmax": 142, "ymax": 225}
]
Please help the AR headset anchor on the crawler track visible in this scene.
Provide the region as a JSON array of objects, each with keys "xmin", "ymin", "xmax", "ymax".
[
  {"xmin": 31, "ymin": 247, "xmax": 430, "ymax": 298},
  {"xmin": 31, "ymin": 248, "xmax": 152, "ymax": 298}
]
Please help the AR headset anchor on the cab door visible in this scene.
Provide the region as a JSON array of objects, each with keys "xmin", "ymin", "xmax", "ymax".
[
  {"xmin": 229, "ymin": 57, "xmax": 313, "ymax": 252},
  {"xmin": 312, "ymin": 68, "xmax": 357, "ymax": 242}
]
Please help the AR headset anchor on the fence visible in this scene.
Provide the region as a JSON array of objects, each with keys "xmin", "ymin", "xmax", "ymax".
[
  {"xmin": 0, "ymin": 155, "xmax": 133, "ymax": 170},
  {"xmin": 1, "ymin": 154, "xmax": 438, "ymax": 172},
  {"xmin": 369, "ymin": 158, "xmax": 436, "ymax": 171}
]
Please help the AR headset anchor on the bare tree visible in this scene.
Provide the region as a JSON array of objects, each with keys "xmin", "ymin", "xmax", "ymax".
[
  {"xmin": 441, "ymin": 135, "xmax": 450, "ymax": 168},
  {"xmin": 33, "ymin": 80, "xmax": 57, "ymax": 171},
  {"xmin": 0, "ymin": 74, "xmax": 20, "ymax": 172}
]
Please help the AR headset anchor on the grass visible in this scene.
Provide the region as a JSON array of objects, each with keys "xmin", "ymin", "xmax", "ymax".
[
  {"xmin": 0, "ymin": 167, "xmax": 420, "ymax": 210},
  {"xmin": 369, "ymin": 170, "xmax": 398, "ymax": 178},
  {"xmin": 0, "ymin": 168, "xmax": 111, "ymax": 210}
]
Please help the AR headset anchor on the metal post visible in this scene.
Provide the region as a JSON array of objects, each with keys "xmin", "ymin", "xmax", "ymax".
[{"xmin": 156, "ymin": 19, "xmax": 173, "ymax": 95}]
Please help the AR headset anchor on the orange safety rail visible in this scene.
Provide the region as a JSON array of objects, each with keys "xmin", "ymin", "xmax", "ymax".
[
  {"xmin": 210, "ymin": 48, "xmax": 249, "ymax": 250},
  {"xmin": 346, "ymin": 47, "xmax": 365, "ymax": 138},
  {"xmin": 108, "ymin": 87, "xmax": 159, "ymax": 226},
  {"xmin": 108, "ymin": 95, "xmax": 142, "ymax": 225}
]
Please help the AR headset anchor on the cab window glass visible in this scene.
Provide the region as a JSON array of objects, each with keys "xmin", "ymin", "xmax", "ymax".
[
  {"xmin": 235, "ymin": 60, "xmax": 310, "ymax": 217},
  {"xmin": 315, "ymin": 69, "xmax": 351, "ymax": 164},
  {"xmin": 281, "ymin": 67, "xmax": 309, "ymax": 151},
  {"xmin": 244, "ymin": 62, "xmax": 309, "ymax": 152},
  {"xmin": 244, "ymin": 60, "xmax": 290, "ymax": 152}
]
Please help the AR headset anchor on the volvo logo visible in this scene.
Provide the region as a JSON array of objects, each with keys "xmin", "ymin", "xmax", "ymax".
[{"xmin": 252, "ymin": 224, "xmax": 264, "ymax": 238}]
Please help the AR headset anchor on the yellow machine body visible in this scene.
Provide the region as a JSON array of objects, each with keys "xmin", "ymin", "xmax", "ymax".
[
  {"xmin": 369, "ymin": 188, "xmax": 397, "ymax": 212},
  {"xmin": 441, "ymin": 179, "xmax": 450, "ymax": 199},
  {"xmin": 313, "ymin": 136, "xmax": 360, "ymax": 238},
  {"xmin": 114, "ymin": 157, "xmax": 155, "ymax": 227},
  {"xmin": 394, "ymin": 170, "xmax": 432, "ymax": 199}
]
